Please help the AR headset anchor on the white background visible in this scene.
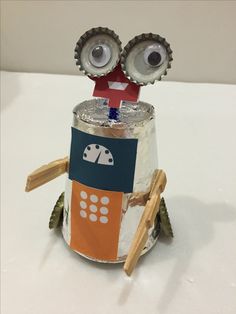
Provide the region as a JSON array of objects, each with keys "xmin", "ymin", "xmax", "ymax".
[{"xmin": 1, "ymin": 71, "xmax": 236, "ymax": 314}]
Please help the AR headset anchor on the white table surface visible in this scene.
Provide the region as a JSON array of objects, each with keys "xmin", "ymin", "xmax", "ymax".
[{"xmin": 1, "ymin": 71, "xmax": 236, "ymax": 314}]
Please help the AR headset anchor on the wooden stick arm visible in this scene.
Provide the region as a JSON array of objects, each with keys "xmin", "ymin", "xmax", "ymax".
[
  {"xmin": 123, "ymin": 169, "xmax": 167, "ymax": 276},
  {"xmin": 128, "ymin": 169, "xmax": 162, "ymax": 207},
  {"xmin": 25, "ymin": 157, "xmax": 69, "ymax": 192},
  {"xmin": 146, "ymin": 170, "xmax": 167, "ymax": 227}
]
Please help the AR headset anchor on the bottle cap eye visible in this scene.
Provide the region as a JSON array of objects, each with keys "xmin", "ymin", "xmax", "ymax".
[
  {"xmin": 121, "ymin": 33, "xmax": 173, "ymax": 85},
  {"xmin": 75, "ymin": 27, "xmax": 121, "ymax": 77}
]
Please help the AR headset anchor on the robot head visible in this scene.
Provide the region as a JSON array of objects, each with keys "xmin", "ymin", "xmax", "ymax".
[{"xmin": 74, "ymin": 27, "xmax": 173, "ymax": 108}]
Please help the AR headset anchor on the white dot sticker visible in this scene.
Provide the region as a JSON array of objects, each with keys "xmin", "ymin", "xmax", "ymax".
[
  {"xmin": 100, "ymin": 207, "xmax": 108, "ymax": 215},
  {"xmin": 80, "ymin": 191, "xmax": 87, "ymax": 199},
  {"xmin": 80, "ymin": 210, "xmax": 87, "ymax": 218},
  {"xmin": 89, "ymin": 204, "xmax": 97, "ymax": 213},
  {"xmin": 89, "ymin": 214, "xmax": 97, "ymax": 222},
  {"xmin": 101, "ymin": 196, "xmax": 109, "ymax": 205},
  {"xmin": 100, "ymin": 216, "xmax": 108, "ymax": 224},
  {"xmin": 90, "ymin": 194, "xmax": 98, "ymax": 203},
  {"xmin": 80, "ymin": 201, "xmax": 87, "ymax": 209}
]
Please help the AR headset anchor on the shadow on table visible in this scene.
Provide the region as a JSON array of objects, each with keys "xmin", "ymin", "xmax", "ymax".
[{"xmin": 118, "ymin": 196, "xmax": 236, "ymax": 310}]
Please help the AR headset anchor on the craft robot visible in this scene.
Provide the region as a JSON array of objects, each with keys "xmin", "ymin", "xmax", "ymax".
[{"xmin": 26, "ymin": 27, "xmax": 173, "ymax": 276}]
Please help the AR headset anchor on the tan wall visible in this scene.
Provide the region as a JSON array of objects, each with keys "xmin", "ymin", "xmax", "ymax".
[{"xmin": 1, "ymin": 0, "xmax": 236, "ymax": 84}]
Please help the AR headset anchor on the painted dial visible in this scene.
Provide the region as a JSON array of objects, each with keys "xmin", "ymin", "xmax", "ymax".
[{"xmin": 83, "ymin": 144, "xmax": 114, "ymax": 166}]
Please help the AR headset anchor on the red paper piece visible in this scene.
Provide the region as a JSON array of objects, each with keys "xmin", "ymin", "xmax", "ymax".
[{"xmin": 90, "ymin": 63, "xmax": 140, "ymax": 108}]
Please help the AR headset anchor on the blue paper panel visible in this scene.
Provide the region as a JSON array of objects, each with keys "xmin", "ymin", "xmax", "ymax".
[{"xmin": 69, "ymin": 128, "xmax": 138, "ymax": 193}]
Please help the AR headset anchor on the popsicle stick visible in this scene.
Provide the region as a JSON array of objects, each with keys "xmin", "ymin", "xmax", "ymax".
[
  {"xmin": 25, "ymin": 157, "xmax": 69, "ymax": 192},
  {"xmin": 123, "ymin": 169, "xmax": 166, "ymax": 276},
  {"xmin": 124, "ymin": 229, "xmax": 148, "ymax": 276},
  {"xmin": 146, "ymin": 170, "xmax": 167, "ymax": 227},
  {"xmin": 128, "ymin": 169, "xmax": 159, "ymax": 207},
  {"xmin": 150, "ymin": 169, "xmax": 167, "ymax": 197},
  {"xmin": 124, "ymin": 196, "xmax": 160, "ymax": 276}
]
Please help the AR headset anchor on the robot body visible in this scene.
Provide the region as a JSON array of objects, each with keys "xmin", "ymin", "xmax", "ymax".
[{"xmin": 26, "ymin": 26, "xmax": 174, "ymax": 274}]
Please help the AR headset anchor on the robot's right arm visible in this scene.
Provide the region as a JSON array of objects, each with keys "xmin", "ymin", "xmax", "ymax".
[
  {"xmin": 25, "ymin": 157, "xmax": 69, "ymax": 192},
  {"xmin": 124, "ymin": 169, "xmax": 167, "ymax": 276}
]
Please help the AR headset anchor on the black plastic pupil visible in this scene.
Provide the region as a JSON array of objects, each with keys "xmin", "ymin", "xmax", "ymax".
[
  {"xmin": 148, "ymin": 51, "xmax": 161, "ymax": 66},
  {"xmin": 92, "ymin": 46, "xmax": 103, "ymax": 58}
]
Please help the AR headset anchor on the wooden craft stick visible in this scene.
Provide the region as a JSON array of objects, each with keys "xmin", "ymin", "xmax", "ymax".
[
  {"xmin": 150, "ymin": 169, "xmax": 166, "ymax": 197},
  {"xmin": 123, "ymin": 169, "xmax": 166, "ymax": 276},
  {"xmin": 146, "ymin": 170, "xmax": 167, "ymax": 227},
  {"xmin": 128, "ymin": 169, "xmax": 159, "ymax": 207},
  {"xmin": 145, "ymin": 193, "xmax": 160, "ymax": 228},
  {"xmin": 25, "ymin": 157, "xmax": 69, "ymax": 192}
]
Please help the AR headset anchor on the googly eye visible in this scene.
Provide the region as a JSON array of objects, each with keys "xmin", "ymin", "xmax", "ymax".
[
  {"xmin": 75, "ymin": 27, "xmax": 122, "ymax": 77},
  {"xmin": 144, "ymin": 44, "xmax": 166, "ymax": 67},
  {"xmin": 89, "ymin": 44, "xmax": 111, "ymax": 68},
  {"xmin": 121, "ymin": 33, "xmax": 173, "ymax": 85}
]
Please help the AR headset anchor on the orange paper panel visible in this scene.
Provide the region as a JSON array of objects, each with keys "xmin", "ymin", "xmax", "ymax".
[{"xmin": 70, "ymin": 181, "xmax": 123, "ymax": 261}]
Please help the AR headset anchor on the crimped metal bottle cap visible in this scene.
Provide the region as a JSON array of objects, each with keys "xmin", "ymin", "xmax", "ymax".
[
  {"xmin": 121, "ymin": 33, "xmax": 173, "ymax": 85},
  {"xmin": 74, "ymin": 27, "xmax": 122, "ymax": 77}
]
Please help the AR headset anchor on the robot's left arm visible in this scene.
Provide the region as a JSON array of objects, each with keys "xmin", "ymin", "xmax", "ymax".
[{"xmin": 25, "ymin": 157, "xmax": 68, "ymax": 192}]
